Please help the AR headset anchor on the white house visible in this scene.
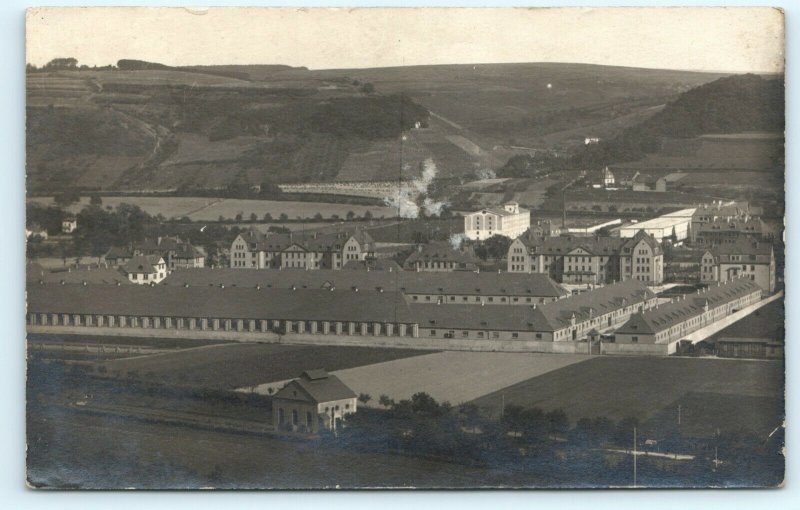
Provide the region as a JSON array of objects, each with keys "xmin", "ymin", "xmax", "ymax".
[
  {"xmin": 123, "ymin": 254, "xmax": 168, "ymax": 285},
  {"xmin": 62, "ymin": 216, "xmax": 77, "ymax": 234},
  {"xmin": 464, "ymin": 202, "xmax": 530, "ymax": 241}
]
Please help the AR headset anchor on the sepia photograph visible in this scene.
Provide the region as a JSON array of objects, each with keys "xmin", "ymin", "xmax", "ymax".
[{"xmin": 23, "ymin": 6, "xmax": 785, "ymax": 489}]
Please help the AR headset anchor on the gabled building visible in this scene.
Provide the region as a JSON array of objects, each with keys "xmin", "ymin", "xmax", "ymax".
[
  {"xmin": 690, "ymin": 200, "xmax": 756, "ymax": 241},
  {"xmin": 61, "ymin": 216, "xmax": 77, "ymax": 234},
  {"xmin": 464, "ymin": 202, "xmax": 530, "ymax": 241},
  {"xmin": 272, "ymin": 370, "xmax": 357, "ymax": 433},
  {"xmin": 700, "ymin": 237, "xmax": 776, "ymax": 293},
  {"xmin": 106, "ymin": 236, "xmax": 205, "ymax": 270},
  {"xmin": 403, "ymin": 242, "xmax": 481, "ymax": 272},
  {"xmin": 694, "ymin": 216, "xmax": 770, "ymax": 246},
  {"xmin": 508, "ymin": 230, "xmax": 664, "ymax": 285},
  {"xmin": 230, "ymin": 228, "xmax": 374, "ymax": 270},
  {"xmin": 613, "ymin": 278, "xmax": 762, "ymax": 351},
  {"xmin": 123, "ymin": 254, "xmax": 167, "ymax": 285},
  {"xmin": 631, "ymin": 173, "xmax": 666, "ymax": 192}
]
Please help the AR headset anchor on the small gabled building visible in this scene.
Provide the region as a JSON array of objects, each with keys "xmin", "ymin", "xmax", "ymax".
[
  {"xmin": 123, "ymin": 254, "xmax": 167, "ymax": 285},
  {"xmin": 272, "ymin": 370, "xmax": 357, "ymax": 433},
  {"xmin": 403, "ymin": 242, "xmax": 481, "ymax": 272}
]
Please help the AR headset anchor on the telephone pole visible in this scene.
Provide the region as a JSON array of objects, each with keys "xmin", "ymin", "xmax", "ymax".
[{"xmin": 633, "ymin": 426, "xmax": 638, "ymax": 488}]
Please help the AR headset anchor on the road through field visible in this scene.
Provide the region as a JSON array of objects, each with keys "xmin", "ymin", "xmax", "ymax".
[{"xmin": 251, "ymin": 351, "xmax": 591, "ymax": 408}]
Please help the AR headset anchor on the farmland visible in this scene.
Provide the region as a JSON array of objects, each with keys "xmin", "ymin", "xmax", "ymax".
[
  {"xmin": 471, "ymin": 357, "xmax": 784, "ymax": 437},
  {"xmin": 27, "ymin": 195, "xmax": 395, "ymax": 221},
  {"xmin": 97, "ymin": 343, "xmax": 432, "ymax": 389},
  {"xmin": 252, "ymin": 351, "xmax": 591, "ymax": 408}
]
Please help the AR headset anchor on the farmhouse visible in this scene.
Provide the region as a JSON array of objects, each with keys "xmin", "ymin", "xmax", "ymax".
[
  {"xmin": 123, "ymin": 255, "xmax": 168, "ymax": 285},
  {"xmin": 402, "ymin": 242, "xmax": 481, "ymax": 272},
  {"xmin": 464, "ymin": 202, "xmax": 530, "ymax": 241},
  {"xmin": 618, "ymin": 208, "xmax": 695, "ymax": 242},
  {"xmin": 272, "ymin": 370, "xmax": 357, "ymax": 433},
  {"xmin": 507, "ymin": 230, "xmax": 664, "ymax": 285},
  {"xmin": 613, "ymin": 278, "xmax": 762, "ymax": 352},
  {"xmin": 699, "ymin": 237, "xmax": 776, "ymax": 293},
  {"xmin": 162, "ymin": 267, "xmax": 568, "ymax": 306},
  {"xmin": 230, "ymin": 227, "xmax": 374, "ymax": 270},
  {"xmin": 61, "ymin": 216, "xmax": 77, "ymax": 234}
]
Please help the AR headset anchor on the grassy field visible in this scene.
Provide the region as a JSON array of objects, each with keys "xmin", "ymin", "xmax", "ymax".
[
  {"xmin": 97, "ymin": 343, "xmax": 431, "ymax": 389},
  {"xmin": 471, "ymin": 357, "xmax": 784, "ymax": 437},
  {"xmin": 28, "ymin": 196, "xmax": 395, "ymax": 221},
  {"xmin": 26, "ymin": 406, "xmax": 537, "ymax": 489},
  {"xmin": 290, "ymin": 352, "xmax": 591, "ymax": 408}
]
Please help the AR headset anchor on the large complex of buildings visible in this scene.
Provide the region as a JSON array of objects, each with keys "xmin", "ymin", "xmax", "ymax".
[
  {"xmin": 26, "ymin": 279, "xmax": 656, "ymax": 351},
  {"xmin": 613, "ymin": 278, "xmax": 762, "ymax": 353},
  {"xmin": 507, "ymin": 230, "xmax": 664, "ymax": 285},
  {"xmin": 106, "ymin": 236, "xmax": 205, "ymax": 270},
  {"xmin": 463, "ymin": 202, "xmax": 530, "ymax": 241},
  {"xmin": 230, "ymin": 228, "xmax": 374, "ymax": 270},
  {"xmin": 700, "ymin": 237, "xmax": 776, "ymax": 292}
]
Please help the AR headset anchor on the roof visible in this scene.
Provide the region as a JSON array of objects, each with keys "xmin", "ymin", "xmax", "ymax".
[
  {"xmin": 123, "ymin": 254, "xmax": 163, "ymax": 274},
  {"xmin": 28, "ymin": 265, "xmax": 131, "ymax": 286},
  {"xmin": 518, "ymin": 234, "xmax": 626, "ymax": 256},
  {"xmin": 410, "ymin": 280, "xmax": 654, "ymax": 332},
  {"xmin": 614, "ymin": 278, "xmax": 762, "ymax": 337},
  {"xmin": 696, "ymin": 217, "xmax": 765, "ymax": 234},
  {"xmin": 716, "ymin": 337, "xmax": 783, "ymax": 346},
  {"xmin": 403, "ymin": 242, "xmax": 480, "ymax": 267},
  {"xmin": 162, "ymin": 267, "xmax": 568, "ymax": 298},
  {"xmin": 27, "ymin": 283, "xmax": 414, "ymax": 324},
  {"xmin": 622, "ymin": 230, "xmax": 663, "ymax": 254},
  {"xmin": 618, "ymin": 209, "xmax": 696, "ymax": 233},
  {"xmin": 342, "ymin": 259, "xmax": 403, "ymax": 272},
  {"xmin": 273, "ymin": 371, "xmax": 357, "ymax": 404},
  {"xmin": 703, "ymin": 236, "xmax": 774, "ymax": 263},
  {"xmin": 237, "ymin": 227, "xmax": 373, "ymax": 253}
]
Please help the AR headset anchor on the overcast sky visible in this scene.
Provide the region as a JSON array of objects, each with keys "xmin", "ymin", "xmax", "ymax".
[{"xmin": 26, "ymin": 7, "xmax": 784, "ymax": 73}]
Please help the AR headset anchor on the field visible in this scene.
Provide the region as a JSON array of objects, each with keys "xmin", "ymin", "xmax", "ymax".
[
  {"xmin": 252, "ymin": 352, "xmax": 591, "ymax": 408},
  {"xmin": 97, "ymin": 343, "xmax": 431, "ymax": 389},
  {"xmin": 27, "ymin": 196, "xmax": 395, "ymax": 221},
  {"xmin": 471, "ymin": 357, "xmax": 784, "ymax": 437},
  {"xmin": 26, "ymin": 406, "xmax": 537, "ymax": 489}
]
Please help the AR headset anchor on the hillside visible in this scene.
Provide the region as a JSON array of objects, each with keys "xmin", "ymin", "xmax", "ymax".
[{"xmin": 26, "ymin": 62, "xmax": 727, "ymax": 194}]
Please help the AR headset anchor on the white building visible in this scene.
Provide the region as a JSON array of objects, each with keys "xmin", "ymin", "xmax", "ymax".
[
  {"xmin": 464, "ymin": 202, "xmax": 530, "ymax": 241},
  {"xmin": 62, "ymin": 217, "xmax": 77, "ymax": 234},
  {"xmin": 618, "ymin": 208, "xmax": 696, "ymax": 242},
  {"xmin": 123, "ymin": 255, "xmax": 168, "ymax": 285}
]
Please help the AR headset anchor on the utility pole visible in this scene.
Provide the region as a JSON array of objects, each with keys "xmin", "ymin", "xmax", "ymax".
[
  {"xmin": 633, "ymin": 426, "xmax": 638, "ymax": 488},
  {"xmin": 678, "ymin": 405, "xmax": 682, "ymax": 426},
  {"xmin": 500, "ymin": 394, "xmax": 505, "ymax": 419}
]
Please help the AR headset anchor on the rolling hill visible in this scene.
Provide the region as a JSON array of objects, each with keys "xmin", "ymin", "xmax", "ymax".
[{"xmin": 26, "ymin": 62, "xmax": 729, "ymax": 194}]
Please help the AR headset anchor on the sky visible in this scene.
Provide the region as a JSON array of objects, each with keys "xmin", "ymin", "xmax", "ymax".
[{"xmin": 26, "ymin": 7, "xmax": 784, "ymax": 73}]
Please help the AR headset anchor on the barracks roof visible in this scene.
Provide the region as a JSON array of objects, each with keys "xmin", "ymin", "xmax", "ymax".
[
  {"xmin": 614, "ymin": 278, "xmax": 762, "ymax": 336},
  {"xmin": 162, "ymin": 267, "xmax": 568, "ymax": 298},
  {"xmin": 27, "ymin": 283, "xmax": 414, "ymax": 324},
  {"xmin": 237, "ymin": 227, "xmax": 373, "ymax": 253},
  {"xmin": 411, "ymin": 279, "xmax": 654, "ymax": 332},
  {"xmin": 403, "ymin": 242, "xmax": 481, "ymax": 267}
]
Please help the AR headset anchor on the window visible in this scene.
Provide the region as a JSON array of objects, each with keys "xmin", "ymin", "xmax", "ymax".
[
  {"xmin": 535, "ymin": 333, "xmax": 542, "ymax": 340},
  {"xmin": 631, "ymin": 336, "xmax": 639, "ymax": 343},
  {"xmin": 462, "ymin": 331, "xmax": 469, "ymax": 337},
  {"xmin": 511, "ymin": 333, "xmax": 519, "ymax": 339},
  {"xmin": 307, "ymin": 412, "xmax": 313, "ymax": 427},
  {"xmin": 292, "ymin": 410, "xmax": 298, "ymax": 426},
  {"xmin": 430, "ymin": 330, "xmax": 437, "ymax": 335}
]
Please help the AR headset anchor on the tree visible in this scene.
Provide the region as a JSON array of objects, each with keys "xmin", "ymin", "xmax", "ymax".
[
  {"xmin": 475, "ymin": 234, "xmax": 512, "ymax": 261},
  {"xmin": 45, "ymin": 57, "xmax": 78, "ymax": 69},
  {"xmin": 313, "ymin": 212, "xmax": 324, "ymax": 221},
  {"xmin": 358, "ymin": 393, "xmax": 372, "ymax": 405},
  {"xmin": 378, "ymin": 394, "xmax": 394, "ymax": 408},
  {"xmin": 263, "ymin": 212, "xmax": 273, "ymax": 222},
  {"xmin": 545, "ymin": 409, "xmax": 569, "ymax": 436},
  {"xmin": 54, "ymin": 190, "xmax": 80, "ymax": 206},
  {"xmin": 279, "ymin": 213, "xmax": 289, "ymax": 221},
  {"xmin": 346, "ymin": 210, "xmax": 356, "ymax": 221},
  {"xmin": 249, "ymin": 212, "xmax": 258, "ymax": 222},
  {"xmin": 235, "ymin": 212, "xmax": 244, "ymax": 222},
  {"xmin": 363, "ymin": 210, "xmax": 373, "ymax": 221},
  {"xmin": 360, "ymin": 82, "xmax": 375, "ymax": 94},
  {"xmin": 89, "ymin": 194, "xmax": 103, "ymax": 206}
]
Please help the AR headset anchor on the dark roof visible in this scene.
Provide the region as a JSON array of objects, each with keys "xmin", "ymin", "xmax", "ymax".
[
  {"xmin": 28, "ymin": 266, "xmax": 131, "ymax": 286},
  {"xmin": 410, "ymin": 280, "xmax": 654, "ymax": 332},
  {"xmin": 622, "ymin": 230, "xmax": 663, "ymax": 254},
  {"xmin": 518, "ymin": 234, "xmax": 626, "ymax": 256},
  {"xmin": 707, "ymin": 237, "xmax": 774, "ymax": 263},
  {"xmin": 27, "ymin": 283, "xmax": 414, "ymax": 324},
  {"xmin": 162, "ymin": 268, "xmax": 567, "ymax": 298},
  {"xmin": 26, "ymin": 262, "xmax": 46, "ymax": 282},
  {"xmin": 342, "ymin": 259, "xmax": 403, "ymax": 271},
  {"xmin": 274, "ymin": 372, "xmax": 357, "ymax": 404},
  {"xmin": 237, "ymin": 227, "xmax": 373, "ymax": 253},
  {"xmin": 403, "ymin": 242, "xmax": 480, "ymax": 267},
  {"xmin": 614, "ymin": 278, "xmax": 762, "ymax": 336},
  {"xmin": 105, "ymin": 246, "xmax": 133, "ymax": 260},
  {"xmin": 697, "ymin": 217, "xmax": 765, "ymax": 234},
  {"xmin": 123, "ymin": 254, "xmax": 163, "ymax": 274}
]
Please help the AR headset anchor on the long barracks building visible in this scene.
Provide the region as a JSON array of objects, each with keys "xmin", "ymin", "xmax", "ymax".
[{"xmin": 26, "ymin": 279, "xmax": 656, "ymax": 353}]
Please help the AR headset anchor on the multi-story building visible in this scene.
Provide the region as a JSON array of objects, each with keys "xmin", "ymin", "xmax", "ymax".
[
  {"xmin": 690, "ymin": 200, "xmax": 758, "ymax": 241},
  {"xmin": 694, "ymin": 216, "xmax": 770, "ymax": 246},
  {"xmin": 230, "ymin": 228, "xmax": 374, "ymax": 270},
  {"xmin": 508, "ymin": 230, "xmax": 664, "ymax": 285},
  {"xmin": 123, "ymin": 255, "xmax": 168, "ymax": 285},
  {"xmin": 700, "ymin": 236, "xmax": 776, "ymax": 293},
  {"xmin": 464, "ymin": 202, "xmax": 530, "ymax": 241}
]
